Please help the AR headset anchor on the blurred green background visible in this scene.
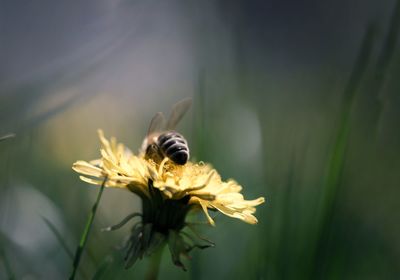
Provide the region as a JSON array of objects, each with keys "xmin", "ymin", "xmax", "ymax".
[{"xmin": 1, "ymin": 0, "xmax": 400, "ymax": 279}]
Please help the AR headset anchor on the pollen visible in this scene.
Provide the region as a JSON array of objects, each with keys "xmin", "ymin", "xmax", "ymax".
[{"xmin": 72, "ymin": 130, "xmax": 265, "ymax": 269}]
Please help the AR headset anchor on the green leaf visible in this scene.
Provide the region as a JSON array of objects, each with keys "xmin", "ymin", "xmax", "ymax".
[
  {"xmin": 124, "ymin": 226, "xmax": 143, "ymax": 268},
  {"xmin": 167, "ymin": 230, "xmax": 187, "ymax": 271},
  {"xmin": 141, "ymin": 223, "xmax": 153, "ymax": 251}
]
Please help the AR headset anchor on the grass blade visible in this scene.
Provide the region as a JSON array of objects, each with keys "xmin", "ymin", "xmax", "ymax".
[
  {"xmin": 310, "ymin": 25, "xmax": 375, "ymax": 278},
  {"xmin": 69, "ymin": 176, "xmax": 108, "ymax": 280},
  {"xmin": 0, "ymin": 133, "xmax": 16, "ymax": 142},
  {"xmin": 92, "ymin": 256, "xmax": 113, "ymax": 280},
  {"xmin": 374, "ymin": 0, "xmax": 400, "ymax": 133},
  {"xmin": 319, "ymin": 24, "xmax": 375, "ymax": 230},
  {"xmin": 42, "ymin": 216, "xmax": 74, "ymax": 260},
  {"xmin": 0, "ymin": 247, "xmax": 15, "ymax": 280}
]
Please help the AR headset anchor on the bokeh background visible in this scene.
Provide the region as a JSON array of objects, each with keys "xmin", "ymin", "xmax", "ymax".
[{"xmin": 1, "ymin": 0, "xmax": 400, "ymax": 279}]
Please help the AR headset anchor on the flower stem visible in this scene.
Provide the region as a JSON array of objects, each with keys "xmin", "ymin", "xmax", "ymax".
[
  {"xmin": 69, "ymin": 176, "xmax": 108, "ymax": 280},
  {"xmin": 145, "ymin": 245, "xmax": 164, "ymax": 280}
]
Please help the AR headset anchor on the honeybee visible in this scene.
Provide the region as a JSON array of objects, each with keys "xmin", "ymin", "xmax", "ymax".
[{"xmin": 141, "ymin": 98, "xmax": 192, "ymax": 165}]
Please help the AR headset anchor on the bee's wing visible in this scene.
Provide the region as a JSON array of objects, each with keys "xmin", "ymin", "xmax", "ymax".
[
  {"xmin": 147, "ymin": 112, "xmax": 166, "ymax": 135},
  {"xmin": 166, "ymin": 98, "xmax": 192, "ymax": 130}
]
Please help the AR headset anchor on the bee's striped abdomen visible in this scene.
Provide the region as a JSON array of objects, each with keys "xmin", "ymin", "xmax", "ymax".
[{"xmin": 158, "ymin": 131, "xmax": 189, "ymax": 165}]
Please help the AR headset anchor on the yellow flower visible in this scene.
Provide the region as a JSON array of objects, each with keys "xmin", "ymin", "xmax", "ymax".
[
  {"xmin": 73, "ymin": 130, "xmax": 264, "ymax": 226},
  {"xmin": 73, "ymin": 130, "xmax": 264, "ymax": 270}
]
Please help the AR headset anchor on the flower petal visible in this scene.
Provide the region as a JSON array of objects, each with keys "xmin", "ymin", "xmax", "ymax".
[{"xmin": 72, "ymin": 161, "xmax": 103, "ymax": 177}]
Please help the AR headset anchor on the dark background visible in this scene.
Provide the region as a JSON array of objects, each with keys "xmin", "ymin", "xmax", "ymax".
[{"xmin": 1, "ymin": 0, "xmax": 399, "ymax": 279}]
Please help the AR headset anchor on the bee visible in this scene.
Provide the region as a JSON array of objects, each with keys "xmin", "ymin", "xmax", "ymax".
[{"xmin": 141, "ymin": 98, "xmax": 192, "ymax": 165}]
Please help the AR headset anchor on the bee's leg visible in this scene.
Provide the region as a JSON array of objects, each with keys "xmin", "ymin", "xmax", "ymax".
[{"xmin": 145, "ymin": 144, "xmax": 164, "ymax": 164}]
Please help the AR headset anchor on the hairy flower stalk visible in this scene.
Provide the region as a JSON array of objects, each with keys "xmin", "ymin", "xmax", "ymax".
[{"xmin": 73, "ymin": 130, "xmax": 264, "ymax": 270}]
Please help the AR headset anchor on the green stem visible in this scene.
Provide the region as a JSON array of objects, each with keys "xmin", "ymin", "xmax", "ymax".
[
  {"xmin": 69, "ymin": 176, "xmax": 108, "ymax": 280},
  {"xmin": 145, "ymin": 245, "xmax": 164, "ymax": 280}
]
